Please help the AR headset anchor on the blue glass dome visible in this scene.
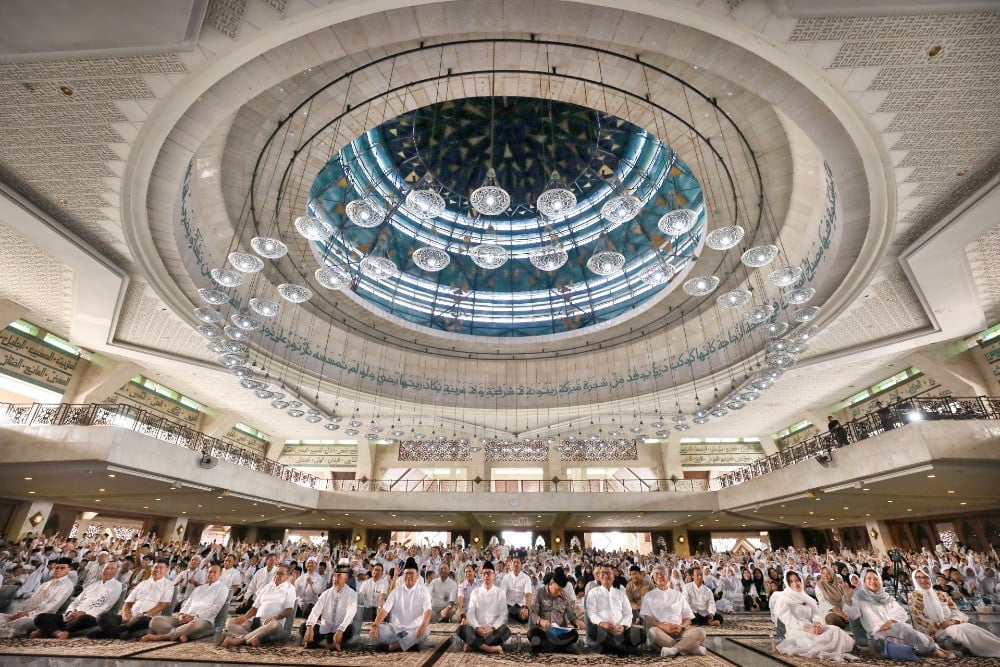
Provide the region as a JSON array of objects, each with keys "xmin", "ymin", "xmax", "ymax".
[{"xmin": 307, "ymin": 97, "xmax": 705, "ymax": 337}]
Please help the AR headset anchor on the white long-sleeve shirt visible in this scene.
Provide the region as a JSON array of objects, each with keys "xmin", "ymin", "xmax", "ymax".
[
  {"xmin": 294, "ymin": 571, "xmax": 325, "ymax": 605},
  {"xmin": 68, "ymin": 578, "xmax": 122, "ymax": 618},
  {"xmin": 381, "ymin": 582, "xmax": 431, "ymax": 631},
  {"xmin": 179, "ymin": 580, "xmax": 228, "ymax": 620},
  {"xmin": 683, "ymin": 582, "xmax": 717, "ymax": 616},
  {"xmin": 253, "ymin": 581, "xmax": 296, "ymax": 619},
  {"xmin": 245, "ymin": 566, "xmax": 277, "ymax": 598},
  {"xmin": 845, "ymin": 596, "xmax": 909, "ymax": 634},
  {"xmin": 466, "ymin": 584, "xmax": 507, "ymax": 629},
  {"xmin": 306, "ymin": 584, "xmax": 358, "ymax": 634},
  {"xmin": 14, "ymin": 576, "xmax": 74, "ymax": 619},
  {"xmin": 126, "ymin": 576, "xmax": 173, "ymax": 616},
  {"xmin": 586, "ymin": 585, "xmax": 632, "ymax": 627},
  {"xmin": 358, "ymin": 576, "xmax": 389, "ymax": 607}
]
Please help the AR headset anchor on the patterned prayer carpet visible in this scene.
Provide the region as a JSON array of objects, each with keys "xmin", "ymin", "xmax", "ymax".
[
  {"xmin": 0, "ymin": 636, "xmax": 155, "ymax": 658},
  {"xmin": 703, "ymin": 615, "xmax": 775, "ymax": 636},
  {"xmin": 732, "ymin": 638, "xmax": 1000, "ymax": 666},
  {"xmin": 137, "ymin": 636, "xmax": 446, "ymax": 666},
  {"xmin": 432, "ymin": 647, "xmax": 738, "ymax": 666}
]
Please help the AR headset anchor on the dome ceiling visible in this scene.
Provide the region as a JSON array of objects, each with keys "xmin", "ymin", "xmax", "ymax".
[{"xmin": 307, "ymin": 96, "xmax": 705, "ymax": 337}]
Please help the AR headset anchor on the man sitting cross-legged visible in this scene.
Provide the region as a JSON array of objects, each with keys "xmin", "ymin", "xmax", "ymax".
[
  {"xmin": 641, "ymin": 563, "xmax": 708, "ymax": 657},
  {"xmin": 586, "ymin": 562, "xmax": 646, "ymax": 655},
  {"xmin": 456, "ymin": 561, "xmax": 510, "ymax": 655},
  {"xmin": 221, "ymin": 564, "xmax": 296, "ymax": 647},
  {"xmin": 370, "ymin": 557, "xmax": 431, "ymax": 652},
  {"xmin": 91, "ymin": 560, "xmax": 172, "ymax": 640},
  {"xmin": 32, "ymin": 561, "xmax": 121, "ymax": 639},
  {"xmin": 302, "ymin": 559, "xmax": 358, "ymax": 651},
  {"xmin": 140, "ymin": 564, "xmax": 228, "ymax": 643},
  {"xmin": 0, "ymin": 558, "xmax": 76, "ymax": 638},
  {"xmin": 528, "ymin": 570, "xmax": 584, "ymax": 653}
]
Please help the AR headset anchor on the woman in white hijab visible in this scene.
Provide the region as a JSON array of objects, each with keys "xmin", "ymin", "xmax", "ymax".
[
  {"xmin": 845, "ymin": 569, "xmax": 953, "ymax": 659},
  {"xmin": 771, "ymin": 571, "xmax": 857, "ymax": 661},
  {"xmin": 908, "ymin": 568, "xmax": 1000, "ymax": 657}
]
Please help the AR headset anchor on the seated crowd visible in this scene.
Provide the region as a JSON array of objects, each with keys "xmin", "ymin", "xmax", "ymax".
[{"xmin": 1, "ymin": 532, "xmax": 998, "ymax": 659}]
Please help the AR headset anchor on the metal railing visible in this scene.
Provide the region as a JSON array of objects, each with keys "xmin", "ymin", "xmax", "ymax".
[
  {"xmin": 324, "ymin": 477, "xmax": 714, "ymax": 493},
  {"xmin": 0, "ymin": 402, "xmax": 322, "ymax": 489},
  {"xmin": 715, "ymin": 396, "xmax": 1000, "ymax": 489}
]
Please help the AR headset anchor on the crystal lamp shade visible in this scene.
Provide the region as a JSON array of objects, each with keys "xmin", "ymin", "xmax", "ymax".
[
  {"xmin": 294, "ymin": 215, "xmax": 334, "ymax": 240},
  {"xmin": 198, "ymin": 288, "xmax": 228, "ymax": 305},
  {"xmin": 673, "ymin": 422, "xmax": 691, "ymax": 432},
  {"xmin": 536, "ymin": 172, "xmax": 577, "ymax": 218},
  {"xmin": 789, "ymin": 342, "xmax": 810, "ymax": 354},
  {"xmin": 197, "ymin": 324, "xmax": 224, "ymax": 339},
  {"xmin": 325, "ymin": 423, "xmax": 340, "ymax": 431},
  {"xmin": 742, "ymin": 303, "xmax": 775, "ymax": 324},
  {"xmin": 683, "ymin": 275, "xmax": 720, "ymax": 296},
  {"xmin": 709, "ymin": 405, "xmax": 728, "ymax": 417},
  {"xmin": 249, "ymin": 297, "xmax": 281, "ymax": 318},
  {"xmin": 255, "ymin": 389, "xmax": 274, "ymax": 399},
  {"xmin": 218, "ymin": 353, "xmax": 247, "ymax": 368},
  {"xmin": 749, "ymin": 376, "xmax": 775, "ymax": 391},
  {"xmin": 726, "ymin": 399, "xmax": 746, "ymax": 411},
  {"xmin": 206, "ymin": 342, "xmax": 227, "ymax": 354},
  {"xmin": 639, "ymin": 256, "xmax": 675, "ymax": 285},
  {"xmin": 470, "ymin": 242, "xmax": 509, "ymax": 269},
  {"xmin": 230, "ymin": 366, "xmax": 254, "ymax": 379},
  {"xmin": 655, "ymin": 430, "xmax": 671, "ymax": 438},
  {"xmin": 224, "ymin": 325, "xmax": 251, "ymax": 342},
  {"xmin": 657, "ymin": 208, "xmax": 697, "ymax": 236},
  {"xmin": 672, "ymin": 415, "xmax": 688, "ymax": 424},
  {"xmin": 277, "ymin": 283, "xmax": 313, "ymax": 303},
  {"xmin": 470, "ymin": 169, "xmax": 511, "ymax": 215},
  {"xmin": 250, "ymin": 236, "xmax": 288, "ymax": 259},
  {"xmin": 766, "ymin": 339, "xmax": 792, "ymax": 354},
  {"xmin": 315, "ymin": 265, "xmax": 351, "ymax": 289},
  {"xmin": 345, "ymin": 198, "xmax": 386, "ymax": 227},
  {"xmin": 305, "ymin": 414, "xmax": 322, "ymax": 423},
  {"xmin": 741, "ymin": 244, "xmax": 779, "ymax": 268},
  {"xmin": 222, "ymin": 340, "xmax": 247, "ymax": 355},
  {"xmin": 210, "ymin": 268, "xmax": 244, "ymax": 288},
  {"xmin": 193, "ymin": 308, "xmax": 224, "ymax": 324},
  {"xmin": 228, "ymin": 252, "xmax": 264, "ymax": 274},
  {"xmin": 240, "ymin": 379, "xmax": 266, "ymax": 390},
  {"xmin": 792, "ymin": 306, "xmax": 821, "ymax": 322},
  {"xmin": 271, "ymin": 400, "xmax": 289, "ymax": 409},
  {"xmin": 768, "ymin": 266, "xmax": 802, "ymax": 287},
  {"xmin": 601, "ymin": 193, "xmax": 642, "ymax": 224},
  {"xmin": 413, "ymin": 246, "xmax": 451, "ymax": 272},
  {"xmin": 587, "ymin": 250, "xmax": 625, "ymax": 276},
  {"xmin": 784, "ymin": 287, "xmax": 816, "ymax": 305},
  {"xmin": 716, "ymin": 289, "xmax": 752, "ymax": 309},
  {"xmin": 760, "ymin": 321, "xmax": 789, "ymax": 339},
  {"xmin": 761, "ymin": 367, "xmax": 785, "ymax": 381},
  {"xmin": 230, "ymin": 312, "xmax": 262, "ymax": 331},
  {"xmin": 791, "ymin": 324, "xmax": 820, "ymax": 341},
  {"xmin": 287, "ymin": 409, "xmax": 305, "ymax": 418},
  {"xmin": 528, "ymin": 244, "xmax": 568, "ymax": 271},
  {"xmin": 360, "ymin": 255, "xmax": 400, "ymax": 279},
  {"xmin": 405, "ymin": 188, "xmax": 446, "ymax": 219},
  {"xmin": 706, "ymin": 225, "xmax": 745, "ymax": 250},
  {"xmin": 766, "ymin": 353, "xmax": 796, "ymax": 369}
]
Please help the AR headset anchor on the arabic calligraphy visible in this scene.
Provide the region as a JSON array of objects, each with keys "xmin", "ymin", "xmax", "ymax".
[
  {"xmin": 106, "ymin": 381, "xmax": 200, "ymax": 426},
  {"xmin": 0, "ymin": 328, "xmax": 77, "ymax": 391}
]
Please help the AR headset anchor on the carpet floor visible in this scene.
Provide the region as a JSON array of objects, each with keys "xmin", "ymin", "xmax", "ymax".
[{"xmin": 731, "ymin": 638, "xmax": 1000, "ymax": 667}]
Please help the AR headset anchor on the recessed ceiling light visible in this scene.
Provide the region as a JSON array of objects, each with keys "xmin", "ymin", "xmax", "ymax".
[
  {"xmin": 108, "ymin": 473, "xmax": 115, "ymax": 477},
  {"xmin": 181, "ymin": 511, "xmax": 186, "ymax": 514},
  {"xmin": 155, "ymin": 498, "xmax": 161, "ymax": 501},
  {"xmin": 887, "ymin": 500, "xmax": 893, "ymax": 503},
  {"xmin": 143, "ymin": 506, "xmax": 149, "ymax": 509},
  {"xmin": 24, "ymin": 477, "xmax": 32, "ymax": 480},
  {"xmin": 960, "ymin": 502, "xmax": 967, "ymax": 506},
  {"xmin": 843, "ymin": 507, "xmax": 849, "ymax": 510},
  {"xmin": 926, "ymin": 474, "xmax": 935, "ymax": 478},
  {"xmin": 94, "ymin": 499, "xmax": 100, "ymax": 502},
  {"xmin": 907, "ymin": 508, "xmax": 913, "ymax": 512},
  {"xmin": 59, "ymin": 85, "xmax": 73, "ymax": 96},
  {"xmin": 947, "ymin": 490, "xmax": 955, "ymax": 494},
  {"xmin": 99, "ymin": 488, "xmax": 105, "ymax": 492},
  {"xmin": 927, "ymin": 45, "xmax": 943, "ymax": 58},
  {"xmin": 862, "ymin": 488, "xmax": 870, "ymax": 491}
]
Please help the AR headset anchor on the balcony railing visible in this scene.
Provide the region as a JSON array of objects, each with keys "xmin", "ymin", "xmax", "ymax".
[
  {"xmin": 714, "ymin": 396, "xmax": 1000, "ymax": 489},
  {"xmin": 324, "ymin": 477, "xmax": 714, "ymax": 493},
  {"xmin": 0, "ymin": 402, "xmax": 322, "ymax": 489}
]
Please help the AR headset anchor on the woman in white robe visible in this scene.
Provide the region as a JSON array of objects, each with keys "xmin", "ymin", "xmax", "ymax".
[
  {"xmin": 771, "ymin": 571, "xmax": 857, "ymax": 661},
  {"xmin": 845, "ymin": 569, "xmax": 953, "ymax": 659},
  {"xmin": 908, "ymin": 569, "xmax": 1000, "ymax": 657}
]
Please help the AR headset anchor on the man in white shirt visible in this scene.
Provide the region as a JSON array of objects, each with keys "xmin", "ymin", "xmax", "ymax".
[
  {"xmin": 358, "ymin": 562, "xmax": 388, "ymax": 621},
  {"xmin": 456, "ymin": 561, "xmax": 510, "ymax": 654},
  {"xmin": 295, "ymin": 557, "xmax": 325, "ymax": 618},
  {"xmin": 502, "ymin": 557, "xmax": 532, "ymax": 622},
  {"xmin": 429, "ymin": 562, "xmax": 458, "ymax": 622},
  {"xmin": 238, "ymin": 553, "xmax": 278, "ymax": 613},
  {"xmin": 303, "ymin": 559, "xmax": 358, "ymax": 651},
  {"xmin": 33, "ymin": 561, "xmax": 121, "ymax": 638},
  {"xmin": 93, "ymin": 560, "xmax": 172, "ymax": 639},
  {"xmin": 684, "ymin": 567, "xmax": 723, "ymax": 627},
  {"xmin": 370, "ymin": 557, "xmax": 431, "ymax": 652},
  {"xmin": 219, "ymin": 554, "xmax": 242, "ymax": 596},
  {"xmin": 641, "ymin": 564, "xmax": 707, "ymax": 657},
  {"xmin": 0, "ymin": 558, "xmax": 76, "ymax": 638},
  {"xmin": 141, "ymin": 564, "xmax": 228, "ymax": 642},
  {"xmin": 222, "ymin": 564, "xmax": 296, "ymax": 647},
  {"xmin": 79, "ymin": 551, "xmax": 112, "ymax": 590},
  {"xmin": 173, "ymin": 556, "xmax": 206, "ymax": 604},
  {"xmin": 586, "ymin": 562, "xmax": 645, "ymax": 655}
]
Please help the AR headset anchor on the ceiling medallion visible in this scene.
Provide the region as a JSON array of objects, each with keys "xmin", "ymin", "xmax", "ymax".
[
  {"xmin": 705, "ymin": 225, "xmax": 744, "ymax": 250},
  {"xmin": 294, "ymin": 215, "xmax": 334, "ymax": 240},
  {"xmin": 536, "ymin": 171, "xmax": 577, "ymax": 218},
  {"xmin": 413, "ymin": 246, "xmax": 451, "ymax": 272},
  {"xmin": 657, "ymin": 208, "xmax": 697, "ymax": 236},
  {"xmin": 683, "ymin": 275, "xmax": 720, "ymax": 296},
  {"xmin": 741, "ymin": 244, "xmax": 779, "ymax": 268},
  {"xmin": 716, "ymin": 289, "xmax": 752, "ymax": 309},
  {"xmin": 250, "ymin": 236, "xmax": 288, "ymax": 259},
  {"xmin": 345, "ymin": 198, "xmax": 386, "ymax": 227},
  {"xmin": 470, "ymin": 169, "xmax": 511, "ymax": 215}
]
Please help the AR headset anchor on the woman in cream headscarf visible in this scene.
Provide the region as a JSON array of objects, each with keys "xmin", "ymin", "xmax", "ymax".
[
  {"xmin": 908, "ymin": 568, "xmax": 1000, "ymax": 657},
  {"xmin": 845, "ymin": 569, "xmax": 953, "ymax": 659},
  {"xmin": 771, "ymin": 571, "xmax": 857, "ymax": 661},
  {"xmin": 814, "ymin": 566, "xmax": 850, "ymax": 629}
]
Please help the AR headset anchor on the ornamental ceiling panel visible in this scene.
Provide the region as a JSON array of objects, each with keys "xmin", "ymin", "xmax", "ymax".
[
  {"xmin": 966, "ymin": 223, "xmax": 1000, "ymax": 325},
  {"xmin": 0, "ymin": 226, "xmax": 73, "ymax": 337}
]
